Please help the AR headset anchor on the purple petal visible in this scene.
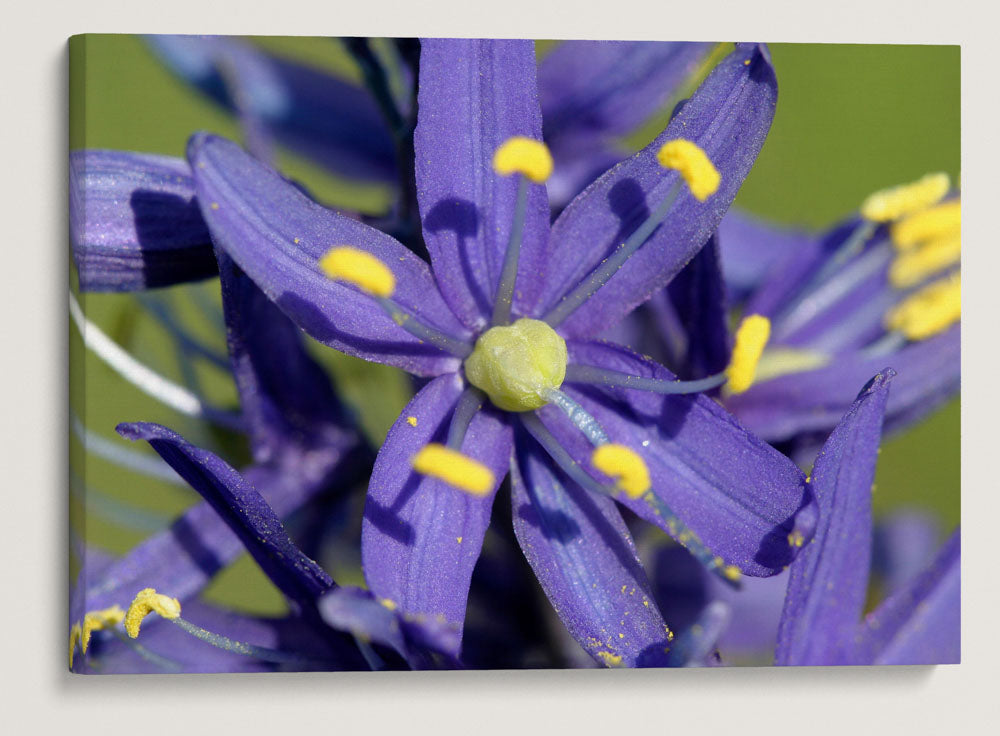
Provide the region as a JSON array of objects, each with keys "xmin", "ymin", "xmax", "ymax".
[
  {"xmin": 70, "ymin": 150, "xmax": 216, "ymax": 291},
  {"xmin": 188, "ymin": 132, "xmax": 470, "ymax": 376},
  {"xmin": 857, "ymin": 529, "xmax": 960, "ymax": 665},
  {"xmin": 117, "ymin": 422, "xmax": 334, "ymax": 607},
  {"xmin": 216, "ymin": 249, "xmax": 360, "ymax": 464},
  {"xmin": 536, "ymin": 43, "xmax": 778, "ymax": 337},
  {"xmin": 511, "ymin": 430, "xmax": 673, "ymax": 668},
  {"xmin": 415, "ymin": 39, "xmax": 551, "ymax": 328},
  {"xmin": 727, "ymin": 327, "xmax": 960, "ymax": 442},
  {"xmin": 539, "ymin": 41, "xmax": 713, "ymax": 142},
  {"xmin": 717, "ymin": 209, "xmax": 815, "ymax": 303},
  {"xmin": 146, "ymin": 35, "xmax": 396, "ymax": 182},
  {"xmin": 556, "ymin": 340, "xmax": 811, "ymax": 576},
  {"xmin": 361, "ymin": 374, "xmax": 512, "ymax": 654},
  {"xmin": 775, "ymin": 370, "xmax": 894, "ymax": 666},
  {"xmin": 664, "ymin": 232, "xmax": 731, "ymax": 378}
]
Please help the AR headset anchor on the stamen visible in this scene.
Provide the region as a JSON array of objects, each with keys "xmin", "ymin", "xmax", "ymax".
[
  {"xmin": 411, "ymin": 443, "xmax": 495, "ymax": 496},
  {"xmin": 81, "ymin": 606, "xmax": 126, "ymax": 653},
  {"xmin": 591, "ymin": 444, "xmax": 650, "ymax": 498},
  {"xmin": 319, "ymin": 247, "xmax": 472, "ymax": 357},
  {"xmin": 890, "ymin": 199, "xmax": 961, "ymax": 250},
  {"xmin": 563, "ymin": 364, "xmax": 727, "ymax": 395},
  {"xmin": 884, "ymin": 273, "xmax": 961, "ymax": 340},
  {"xmin": 888, "ymin": 233, "xmax": 961, "ymax": 289},
  {"xmin": 519, "ymin": 412, "xmax": 620, "ymax": 499},
  {"xmin": 319, "ymin": 246, "xmax": 396, "ymax": 298},
  {"xmin": 169, "ymin": 616, "xmax": 331, "ymax": 666},
  {"xmin": 725, "ymin": 315, "xmax": 771, "ymax": 395},
  {"xmin": 656, "ymin": 139, "xmax": 720, "ymax": 201},
  {"xmin": 544, "ymin": 388, "xmax": 609, "ymax": 446},
  {"xmin": 544, "ymin": 183, "xmax": 682, "ymax": 328},
  {"xmin": 446, "ymin": 388, "xmax": 485, "ymax": 449},
  {"xmin": 492, "ymin": 136, "xmax": 553, "ymax": 184},
  {"xmin": 491, "ymin": 177, "xmax": 529, "ymax": 326},
  {"xmin": 124, "ymin": 588, "xmax": 182, "ymax": 638},
  {"xmin": 69, "ymin": 292, "xmax": 243, "ymax": 430},
  {"xmin": 859, "ymin": 172, "xmax": 950, "ymax": 223}
]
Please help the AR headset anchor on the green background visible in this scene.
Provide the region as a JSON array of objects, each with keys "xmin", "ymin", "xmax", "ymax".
[{"xmin": 69, "ymin": 37, "xmax": 960, "ymax": 616}]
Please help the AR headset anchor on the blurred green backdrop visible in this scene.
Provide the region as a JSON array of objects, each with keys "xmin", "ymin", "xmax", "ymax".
[{"xmin": 69, "ymin": 37, "xmax": 960, "ymax": 616}]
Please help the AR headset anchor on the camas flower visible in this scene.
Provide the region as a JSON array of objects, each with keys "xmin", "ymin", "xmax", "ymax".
[{"xmin": 185, "ymin": 38, "xmax": 813, "ymax": 667}]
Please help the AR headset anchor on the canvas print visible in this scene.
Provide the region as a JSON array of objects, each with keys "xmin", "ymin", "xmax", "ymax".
[{"xmin": 68, "ymin": 36, "xmax": 960, "ymax": 673}]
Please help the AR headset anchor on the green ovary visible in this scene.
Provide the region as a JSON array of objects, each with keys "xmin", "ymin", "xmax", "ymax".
[{"xmin": 464, "ymin": 318, "xmax": 567, "ymax": 412}]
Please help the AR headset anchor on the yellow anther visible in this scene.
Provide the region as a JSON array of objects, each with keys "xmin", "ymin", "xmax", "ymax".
[
  {"xmin": 656, "ymin": 139, "xmax": 720, "ymax": 201},
  {"xmin": 888, "ymin": 233, "xmax": 961, "ymax": 289},
  {"xmin": 319, "ymin": 246, "xmax": 396, "ymax": 298},
  {"xmin": 81, "ymin": 605, "xmax": 125, "ymax": 653},
  {"xmin": 69, "ymin": 623, "xmax": 82, "ymax": 667},
  {"xmin": 492, "ymin": 136, "xmax": 554, "ymax": 183},
  {"xmin": 726, "ymin": 314, "xmax": 771, "ymax": 395},
  {"xmin": 412, "ymin": 443, "xmax": 495, "ymax": 496},
  {"xmin": 890, "ymin": 199, "xmax": 961, "ymax": 250},
  {"xmin": 885, "ymin": 273, "xmax": 961, "ymax": 340},
  {"xmin": 124, "ymin": 588, "xmax": 181, "ymax": 639},
  {"xmin": 596, "ymin": 651, "xmax": 624, "ymax": 668},
  {"xmin": 859, "ymin": 172, "xmax": 950, "ymax": 223},
  {"xmin": 591, "ymin": 444, "xmax": 651, "ymax": 499}
]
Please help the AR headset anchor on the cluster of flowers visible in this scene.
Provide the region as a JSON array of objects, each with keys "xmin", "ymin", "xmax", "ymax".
[{"xmin": 68, "ymin": 37, "xmax": 960, "ymax": 672}]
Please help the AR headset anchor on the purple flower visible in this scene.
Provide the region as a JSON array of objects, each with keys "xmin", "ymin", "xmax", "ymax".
[
  {"xmin": 775, "ymin": 370, "xmax": 960, "ymax": 665},
  {"xmin": 186, "ymin": 38, "xmax": 812, "ymax": 668}
]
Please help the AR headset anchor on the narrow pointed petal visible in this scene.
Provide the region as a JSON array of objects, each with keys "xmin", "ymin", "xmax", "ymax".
[
  {"xmin": 775, "ymin": 371, "xmax": 894, "ymax": 666},
  {"xmin": 188, "ymin": 132, "xmax": 469, "ymax": 376},
  {"xmin": 117, "ymin": 422, "xmax": 334, "ymax": 607},
  {"xmin": 216, "ymin": 249, "xmax": 360, "ymax": 464},
  {"xmin": 717, "ymin": 209, "xmax": 815, "ymax": 302},
  {"xmin": 511, "ymin": 430, "xmax": 673, "ymax": 668},
  {"xmin": 857, "ymin": 529, "xmax": 960, "ymax": 665},
  {"xmin": 70, "ymin": 150, "xmax": 216, "ymax": 291},
  {"xmin": 539, "ymin": 41, "xmax": 714, "ymax": 142},
  {"xmin": 538, "ymin": 43, "xmax": 777, "ymax": 336},
  {"xmin": 664, "ymin": 232, "xmax": 730, "ymax": 377},
  {"xmin": 361, "ymin": 375, "xmax": 512, "ymax": 654},
  {"xmin": 727, "ymin": 327, "xmax": 959, "ymax": 442},
  {"xmin": 415, "ymin": 39, "xmax": 551, "ymax": 327},
  {"xmin": 146, "ymin": 35, "xmax": 396, "ymax": 182},
  {"xmin": 556, "ymin": 340, "xmax": 811, "ymax": 576}
]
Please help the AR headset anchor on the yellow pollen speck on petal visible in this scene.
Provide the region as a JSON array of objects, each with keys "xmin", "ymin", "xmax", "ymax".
[
  {"xmin": 591, "ymin": 444, "xmax": 650, "ymax": 499},
  {"xmin": 210, "ymin": 202, "xmax": 219, "ymax": 210},
  {"xmin": 81, "ymin": 605, "xmax": 126, "ymax": 653},
  {"xmin": 726, "ymin": 314, "xmax": 771, "ymax": 394},
  {"xmin": 319, "ymin": 246, "xmax": 395, "ymax": 298},
  {"xmin": 492, "ymin": 136, "xmax": 553, "ymax": 183},
  {"xmin": 788, "ymin": 530, "xmax": 806, "ymax": 548},
  {"xmin": 412, "ymin": 443, "xmax": 495, "ymax": 496},
  {"xmin": 859, "ymin": 173, "xmax": 950, "ymax": 223},
  {"xmin": 596, "ymin": 651, "xmax": 624, "ymax": 668},
  {"xmin": 379, "ymin": 598, "xmax": 398, "ymax": 611},
  {"xmin": 656, "ymin": 139, "xmax": 720, "ymax": 201},
  {"xmin": 457, "ymin": 536, "xmax": 463, "ymax": 544},
  {"xmin": 890, "ymin": 199, "xmax": 961, "ymax": 250},
  {"xmin": 888, "ymin": 233, "xmax": 961, "ymax": 289},
  {"xmin": 294, "ymin": 237, "xmax": 301, "ymax": 244},
  {"xmin": 722, "ymin": 565, "xmax": 742, "ymax": 582},
  {"xmin": 124, "ymin": 588, "xmax": 181, "ymax": 639},
  {"xmin": 406, "ymin": 416, "xmax": 418, "ymax": 427},
  {"xmin": 885, "ymin": 273, "xmax": 961, "ymax": 341}
]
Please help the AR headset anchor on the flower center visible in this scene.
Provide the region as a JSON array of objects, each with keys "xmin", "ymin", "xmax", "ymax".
[{"xmin": 464, "ymin": 318, "xmax": 567, "ymax": 412}]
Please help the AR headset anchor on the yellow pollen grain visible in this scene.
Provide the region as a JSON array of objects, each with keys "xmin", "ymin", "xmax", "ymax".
[
  {"xmin": 890, "ymin": 199, "xmax": 961, "ymax": 250},
  {"xmin": 596, "ymin": 651, "xmax": 624, "ymax": 668},
  {"xmin": 859, "ymin": 172, "xmax": 950, "ymax": 223},
  {"xmin": 884, "ymin": 273, "xmax": 961, "ymax": 341},
  {"xmin": 294, "ymin": 237, "xmax": 301, "ymax": 244},
  {"xmin": 412, "ymin": 443, "xmax": 495, "ymax": 496},
  {"xmin": 456, "ymin": 536, "xmax": 463, "ymax": 544},
  {"xmin": 319, "ymin": 246, "xmax": 396, "ymax": 298},
  {"xmin": 379, "ymin": 598, "xmax": 398, "ymax": 611},
  {"xmin": 81, "ymin": 605, "xmax": 126, "ymax": 653},
  {"xmin": 656, "ymin": 139, "xmax": 720, "ymax": 201},
  {"xmin": 722, "ymin": 565, "xmax": 742, "ymax": 582},
  {"xmin": 888, "ymin": 233, "xmax": 961, "ymax": 289},
  {"xmin": 726, "ymin": 314, "xmax": 771, "ymax": 394},
  {"xmin": 492, "ymin": 136, "xmax": 553, "ymax": 183},
  {"xmin": 788, "ymin": 530, "xmax": 806, "ymax": 548},
  {"xmin": 406, "ymin": 416, "xmax": 418, "ymax": 427},
  {"xmin": 124, "ymin": 588, "xmax": 181, "ymax": 639},
  {"xmin": 591, "ymin": 444, "xmax": 651, "ymax": 499},
  {"xmin": 210, "ymin": 202, "xmax": 219, "ymax": 210}
]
